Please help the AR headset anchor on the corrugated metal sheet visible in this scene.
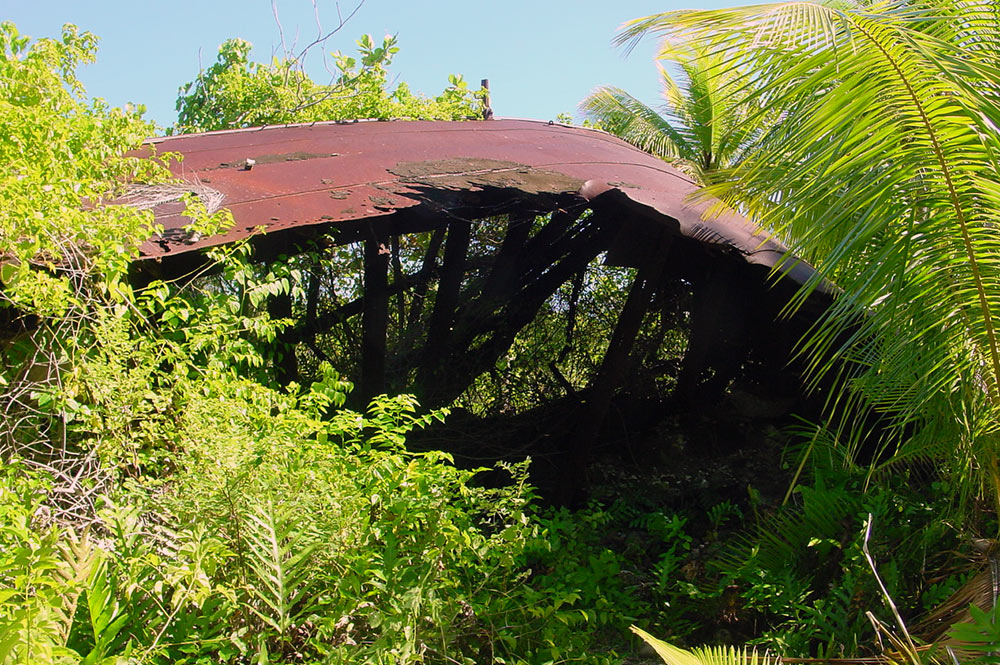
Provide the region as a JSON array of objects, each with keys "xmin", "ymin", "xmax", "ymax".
[{"xmin": 135, "ymin": 118, "xmax": 813, "ymax": 284}]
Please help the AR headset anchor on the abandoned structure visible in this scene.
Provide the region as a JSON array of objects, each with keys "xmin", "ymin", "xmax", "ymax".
[{"xmin": 132, "ymin": 119, "xmax": 830, "ymax": 498}]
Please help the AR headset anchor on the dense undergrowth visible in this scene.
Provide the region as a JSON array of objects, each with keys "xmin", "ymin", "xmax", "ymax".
[
  {"xmin": 0, "ymin": 21, "xmax": 643, "ymax": 663},
  {"xmin": 1, "ymin": 378, "xmax": 632, "ymax": 664},
  {"xmin": 2, "ymin": 384, "xmax": 978, "ymax": 664},
  {"xmin": 3, "ymin": 12, "xmax": 999, "ymax": 665}
]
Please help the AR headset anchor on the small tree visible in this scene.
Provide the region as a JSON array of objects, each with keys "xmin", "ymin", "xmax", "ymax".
[
  {"xmin": 581, "ymin": 41, "xmax": 767, "ymax": 184},
  {"xmin": 174, "ymin": 34, "xmax": 483, "ymax": 133}
]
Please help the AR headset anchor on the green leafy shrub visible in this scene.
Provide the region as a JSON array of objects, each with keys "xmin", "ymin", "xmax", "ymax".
[
  {"xmin": 707, "ymin": 461, "xmax": 961, "ymax": 657},
  {"xmin": 135, "ymin": 366, "xmax": 635, "ymax": 664},
  {"xmin": 0, "ymin": 460, "xmax": 79, "ymax": 664},
  {"xmin": 4, "ymin": 360, "xmax": 653, "ymax": 664},
  {"xmin": 174, "ymin": 34, "xmax": 484, "ymax": 133}
]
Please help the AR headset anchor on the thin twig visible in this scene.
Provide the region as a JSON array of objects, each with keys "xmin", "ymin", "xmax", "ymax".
[
  {"xmin": 296, "ymin": 0, "xmax": 366, "ymax": 65},
  {"xmin": 272, "ymin": 0, "xmax": 288, "ymax": 62},
  {"xmin": 863, "ymin": 514, "xmax": 920, "ymax": 663}
]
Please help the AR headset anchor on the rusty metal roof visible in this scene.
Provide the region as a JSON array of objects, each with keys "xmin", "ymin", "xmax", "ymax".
[{"xmin": 135, "ymin": 118, "xmax": 814, "ymax": 284}]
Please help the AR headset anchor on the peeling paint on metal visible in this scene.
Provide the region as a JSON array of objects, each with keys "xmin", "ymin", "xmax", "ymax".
[{"xmin": 389, "ymin": 158, "xmax": 583, "ymax": 195}]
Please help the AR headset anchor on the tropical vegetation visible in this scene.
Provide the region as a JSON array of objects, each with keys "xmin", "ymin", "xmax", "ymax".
[
  {"xmin": 5, "ymin": 0, "xmax": 1000, "ymax": 663},
  {"xmin": 581, "ymin": 41, "xmax": 763, "ymax": 184},
  {"xmin": 0, "ymin": 22, "xmax": 648, "ymax": 665},
  {"xmin": 616, "ymin": 0, "xmax": 1000, "ymax": 517},
  {"xmin": 605, "ymin": 0, "xmax": 1000, "ymax": 660}
]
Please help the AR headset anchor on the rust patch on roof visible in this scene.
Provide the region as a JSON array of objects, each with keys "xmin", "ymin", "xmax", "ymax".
[
  {"xmin": 212, "ymin": 152, "xmax": 337, "ymax": 170},
  {"xmin": 368, "ymin": 195, "xmax": 399, "ymax": 208},
  {"xmin": 390, "ymin": 158, "xmax": 583, "ymax": 195},
  {"xmin": 253, "ymin": 151, "xmax": 337, "ymax": 164}
]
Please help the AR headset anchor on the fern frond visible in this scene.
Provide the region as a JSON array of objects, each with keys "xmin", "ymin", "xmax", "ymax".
[
  {"xmin": 242, "ymin": 498, "xmax": 320, "ymax": 636},
  {"xmin": 53, "ymin": 529, "xmax": 101, "ymax": 646}
]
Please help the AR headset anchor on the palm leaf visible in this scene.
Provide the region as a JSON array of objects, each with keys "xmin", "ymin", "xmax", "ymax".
[
  {"xmin": 617, "ymin": 0, "xmax": 1000, "ymax": 512},
  {"xmin": 580, "ymin": 85, "xmax": 691, "ymax": 163},
  {"xmin": 915, "ymin": 555, "xmax": 999, "ymax": 643},
  {"xmin": 583, "ymin": 39, "xmax": 768, "ymax": 184},
  {"xmin": 631, "ymin": 625, "xmax": 780, "ymax": 665}
]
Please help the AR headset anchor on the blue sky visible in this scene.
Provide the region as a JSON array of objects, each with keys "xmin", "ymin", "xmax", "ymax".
[{"xmin": 2, "ymin": 0, "xmax": 735, "ymax": 133}]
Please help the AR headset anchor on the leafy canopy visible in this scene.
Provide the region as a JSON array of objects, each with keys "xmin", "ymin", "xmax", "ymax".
[
  {"xmin": 174, "ymin": 34, "xmax": 483, "ymax": 133},
  {"xmin": 0, "ymin": 21, "xmax": 166, "ymax": 316}
]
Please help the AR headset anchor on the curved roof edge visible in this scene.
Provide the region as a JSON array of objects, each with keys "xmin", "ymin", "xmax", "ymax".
[{"xmin": 132, "ymin": 118, "xmax": 818, "ymax": 287}]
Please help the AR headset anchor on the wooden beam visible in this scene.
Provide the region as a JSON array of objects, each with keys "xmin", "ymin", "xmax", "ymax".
[
  {"xmin": 403, "ymin": 228, "xmax": 446, "ymax": 349},
  {"xmin": 417, "ymin": 220, "xmax": 471, "ymax": 399},
  {"xmin": 480, "ymin": 212, "xmax": 534, "ymax": 301},
  {"xmin": 420, "ymin": 209, "xmax": 615, "ymax": 407},
  {"xmin": 289, "ymin": 267, "xmax": 437, "ymax": 344},
  {"xmin": 561, "ymin": 227, "xmax": 674, "ymax": 504},
  {"xmin": 359, "ymin": 226, "xmax": 390, "ymax": 406}
]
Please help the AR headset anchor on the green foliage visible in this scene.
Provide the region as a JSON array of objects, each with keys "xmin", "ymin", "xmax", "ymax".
[
  {"xmin": 631, "ymin": 625, "xmax": 779, "ymax": 665},
  {"xmin": 139, "ymin": 362, "xmax": 632, "ymax": 663},
  {"xmin": 0, "ymin": 20, "xmax": 236, "ymax": 485},
  {"xmin": 517, "ymin": 505, "xmax": 642, "ymax": 663},
  {"xmin": 706, "ymin": 458, "xmax": 959, "ymax": 657},
  {"xmin": 948, "ymin": 605, "xmax": 1000, "ymax": 663},
  {"xmin": 3, "ymin": 344, "xmax": 651, "ymax": 665},
  {"xmin": 0, "ymin": 20, "xmax": 162, "ymax": 315},
  {"xmin": 174, "ymin": 34, "xmax": 484, "ymax": 133},
  {"xmin": 0, "ymin": 461, "xmax": 77, "ymax": 664},
  {"xmin": 1, "ymin": 21, "xmax": 636, "ymax": 665},
  {"xmin": 11, "ymin": 10, "xmax": 996, "ymax": 664},
  {"xmin": 618, "ymin": 0, "xmax": 1000, "ymax": 519},
  {"xmin": 241, "ymin": 499, "xmax": 319, "ymax": 643},
  {"xmin": 591, "ymin": 1, "xmax": 1000, "ymax": 655},
  {"xmin": 581, "ymin": 40, "xmax": 768, "ymax": 184}
]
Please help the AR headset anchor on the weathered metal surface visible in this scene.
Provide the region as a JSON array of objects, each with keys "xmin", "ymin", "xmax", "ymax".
[{"xmin": 136, "ymin": 119, "xmax": 813, "ymax": 283}]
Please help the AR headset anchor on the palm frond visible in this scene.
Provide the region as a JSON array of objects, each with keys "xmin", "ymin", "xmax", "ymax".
[
  {"xmin": 584, "ymin": 38, "xmax": 766, "ymax": 184},
  {"xmin": 580, "ymin": 85, "xmax": 690, "ymax": 163},
  {"xmin": 632, "ymin": 625, "xmax": 781, "ymax": 665},
  {"xmin": 914, "ymin": 555, "xmax": 998, "ymax": 643},
  {"xmin": 619, "ymin": 0, "xmax": 1000, "ymax": 509}
]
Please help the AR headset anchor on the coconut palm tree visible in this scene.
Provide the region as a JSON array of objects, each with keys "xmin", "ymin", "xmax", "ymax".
[
  {"xmin": 618, "ymin": 0, "xmax": 1000, "ymax": 518},
  {"xmin": 580, "ymin": 42, "xmax": 763, "ymax": 184}
]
